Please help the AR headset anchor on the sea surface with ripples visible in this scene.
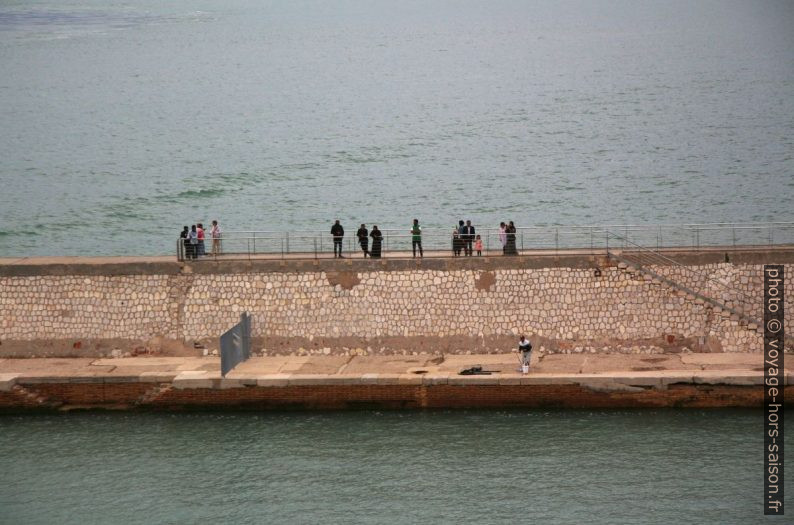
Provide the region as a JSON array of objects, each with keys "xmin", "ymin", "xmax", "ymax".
[
  {"xmin": 0, "ymin": 409, "xmax": 790, "ymax": 524},
  {"xmin": 1, "ymin": 0, "xmax": 792, "ymax": 256}
]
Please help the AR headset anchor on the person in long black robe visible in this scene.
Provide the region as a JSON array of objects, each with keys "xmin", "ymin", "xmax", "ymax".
[
  {"xmin": 370, "ymin": 226, "xmax": 383, "ymax": 258},
  {"xmin": 505, "ymin": 221, "xmax": 518, "ymax": 255},
  {"xmin": 179, "ymin": 226, "xmax": 189, "ymax": 260},
  {"xmin": 452, "ymin": 229, "xmax": 463, "ymax": 256}
]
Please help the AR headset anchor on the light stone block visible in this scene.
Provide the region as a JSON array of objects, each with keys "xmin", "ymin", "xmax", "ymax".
[
  {"xmin": 0, "ymin": 373, "xmax": 20, "ymax": 392},
  {"xmin": 360, "ymin": 373, "xmax": 379, "ymax": 385},
  {"xmin": 172, "ymin": 371, "xmax": 215, "ymax": 389},
  {"xmin": 397, "ymin": 374, "xmax": 423, "ymax": 385},
  {"xmin": 138, "ymin": 372, "xmax": 178, "ymax": 383}
]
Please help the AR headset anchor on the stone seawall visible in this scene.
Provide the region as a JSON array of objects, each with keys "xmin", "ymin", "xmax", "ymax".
[{"xmin": 1, "ymin": 250, "xmax": 792, "ymax": 357}]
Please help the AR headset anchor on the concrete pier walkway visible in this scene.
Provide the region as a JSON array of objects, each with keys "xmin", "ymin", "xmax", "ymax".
[{"xmin": 0, "ymin": 352, "xmax": 789, "ymax": 411}]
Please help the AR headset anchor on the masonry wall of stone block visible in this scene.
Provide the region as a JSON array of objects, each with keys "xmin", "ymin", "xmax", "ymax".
[{"xmin": 1, "ymin": 261, "xmax": 791, "ymax": 355}]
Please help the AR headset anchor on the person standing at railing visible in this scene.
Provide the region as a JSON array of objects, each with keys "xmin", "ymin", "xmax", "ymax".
[
  {"xmin": 499, "ymin": 222, "xmax": 507, "ymax": 254},
  {"xmin": 331, "ymin": 219, "xmax": 345, "ymax": 258},
  {"xmin": 357, "ymin": 224, "xmax": 369, "ymax": 257},
  {"xmin": 188, "ymin": 225, "xmax": 198, "ymax": 259},
  {"xmin": 463, "ymin": 220, "xmax": 475, "ymax": 256},
  {"xmin": 452, "ymin": 228, "xmax": 463, "ymax": 256},
  {"xmin": 197, "ymin": 223, "xmax": 206, "ymax": 257},
  {"xmin": 457, "ymin": 220, "xmax": 466, "ymax": 255},
  {"xmin": 210, "ymin": 220, "xmax": 222, "ymax": 256},
  {"xmin": 411, "ymin": 219, "xmax": 423, "ymax": 258},
  {"xmin": 370, "ymin": 225, "xmax": 382, "ymax": 258},
  {"xmin": 474, "ymin": 234, "xmax": 483, "ymax": 256},
  {"xmin": 179, "ymin": 226, "xmax": 189, "ymax": 260},
  {"xmin": 505, "ymin": 221, "xmax": 518, "ymax": 255}
]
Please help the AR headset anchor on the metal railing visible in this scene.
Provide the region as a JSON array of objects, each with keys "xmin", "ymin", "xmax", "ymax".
[
  {"xmin": 605, "ymin": 231, "xmax": 761, "ymax": 322},
  {"xmin": 177, "ymin": 222, "xmax": 794, "ymax": 261}
]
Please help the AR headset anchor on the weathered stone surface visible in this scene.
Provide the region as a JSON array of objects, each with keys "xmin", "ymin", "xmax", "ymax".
[
  {"xmin": 172, "ymin": 371, "xmax": 215, "ymax": 389},
  {"xmin": 0, "ymin": 260, "xmax": 791, "ymax": 357}
]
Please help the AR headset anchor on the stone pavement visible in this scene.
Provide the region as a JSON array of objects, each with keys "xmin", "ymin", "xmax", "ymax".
[{"xmin": 0, "ymin": 352, "xmax": 786, "ymax": 392}]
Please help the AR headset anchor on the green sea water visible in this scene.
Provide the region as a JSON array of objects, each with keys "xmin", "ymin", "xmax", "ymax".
[
  {"xmin": 1, "ymin": 0, "xmax": 793, "ymax": 256},
  {"xmin": 0, "ymin": 409, "xmax": 791, "ymax": 524}
]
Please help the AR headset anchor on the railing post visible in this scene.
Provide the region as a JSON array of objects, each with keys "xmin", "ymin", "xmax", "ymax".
[
  {"xmin": 732, "ymin": 226, "xmax": 736, "ymax": 249},
  {"xmin": 696, "ymin": 228, "xmax": 700, "ymax": 250},
  {"xmin": 589, "ymin": 227, "xmax": 593, "ymax": 253},
  {"xmin": 657, "ymin": 225, "xmax": 661, "ymax": 250},
  {"xmin": 252, "ymin": 232, "xmax": 256, "ymax": 255},
  {"xmin": 555, "ymin": 228, "xmax": 559, "ymax": 255},
  {"xmin": 314, "ymin": 238, "xmax": 317, "ymax": 259},
  {"xmin": 521, "ymin": 232, "xmax": 524, "ymax": 253},
  {"xmin": 286, "ymin": 231, "xmax": 290, "ymax": 254}
]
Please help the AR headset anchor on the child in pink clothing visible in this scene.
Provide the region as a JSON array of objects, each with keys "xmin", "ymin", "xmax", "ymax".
[{"xmin": 474, "ymin": 234, "xmax": 483, "ymax": 256}]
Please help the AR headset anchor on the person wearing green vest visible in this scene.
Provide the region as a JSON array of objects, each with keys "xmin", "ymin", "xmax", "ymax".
[{"xmin": 411, "ymin": 219, "xmax": 423, "ymax": 258}]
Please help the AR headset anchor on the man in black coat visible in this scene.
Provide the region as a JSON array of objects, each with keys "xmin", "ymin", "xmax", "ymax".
[
  {"xmin": 331, "ymin": 220, "xmax": 345, "ymax": 258},
  {"xmin": 463, "ymin": 220, "xmax": 475, "ymax": 256},
  {"xmin": 357, "ymin": 224, "xmax": 369, "ymax": 257}
]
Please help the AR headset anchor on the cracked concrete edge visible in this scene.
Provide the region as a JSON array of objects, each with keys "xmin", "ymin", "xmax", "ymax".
[{"xmin": 693, "ymin": 371, "xmax": 765, "ymax": 386}]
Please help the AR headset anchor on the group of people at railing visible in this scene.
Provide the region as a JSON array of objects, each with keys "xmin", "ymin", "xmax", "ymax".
[
  {"xmin": 179, "ymin": 221, "xmax": 222, "ymax": 259},
  {"xmin": 177, "ymin": 218, "xmax": 520, "ymax": 259},
  {"xmin": 333, "ymin": 219, "xmax": 520, "ymax": 258}
]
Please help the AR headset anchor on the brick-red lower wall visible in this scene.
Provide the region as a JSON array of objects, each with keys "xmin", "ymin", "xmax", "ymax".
[
  {"xmin": 31, "ymin": 383, "xmax": 155, "ymax": 405},
  {"xmin": 2, "ymin": 382, "xmax": 792, "ymax": 412}
]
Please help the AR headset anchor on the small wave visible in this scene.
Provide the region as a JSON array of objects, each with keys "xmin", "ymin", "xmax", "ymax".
[
  {"xmin": 174, "ymin": 188, "xmax": 226, "ymax": 199},
  {"xmin": 0, "ymin": 229, "xmax": 40, "ymax": 238}
]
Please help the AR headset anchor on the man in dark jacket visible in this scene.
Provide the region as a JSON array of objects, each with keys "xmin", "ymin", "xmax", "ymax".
[
  {"xmin": 357, "ymin": 224, "xmax": 369, "ymax": 257},
  {"xmin": 331, "ymin": 220, "xmax": 345, "ymax": 258},
  {"xmin": 463, "ymin": 220, "xmax": 475, "ymax": 256}
]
